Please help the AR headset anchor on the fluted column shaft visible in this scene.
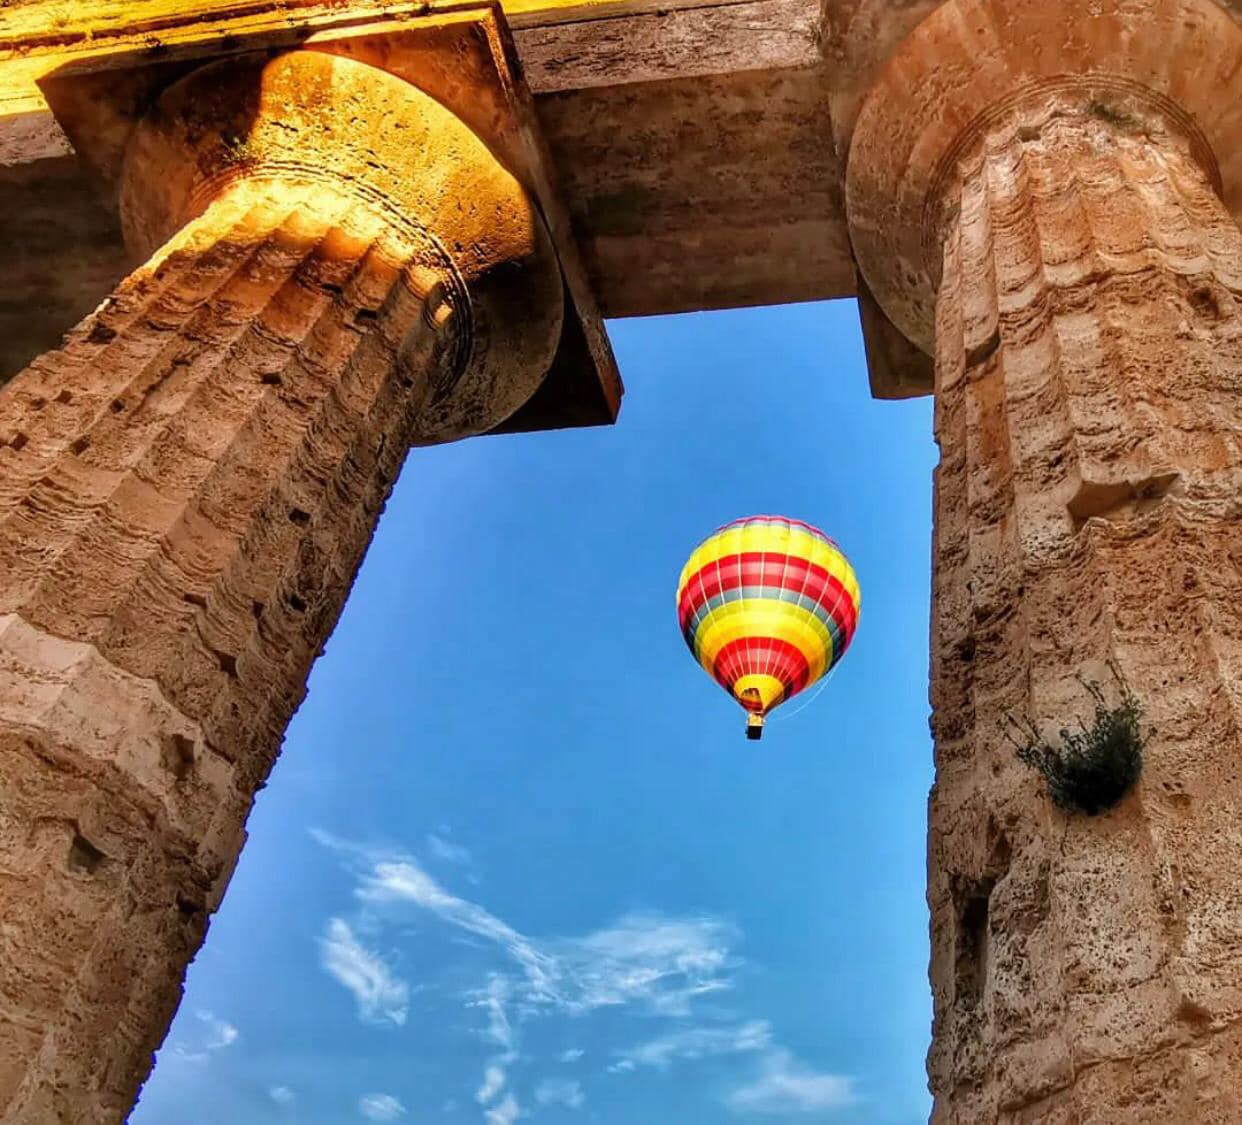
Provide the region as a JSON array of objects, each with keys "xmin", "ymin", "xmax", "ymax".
[
  {"xmin": 928, "ymin": 101, "xmax": 1242, "ymax": 1122},
  {"xmin": 0, "ymin": 50, "xmax": 560, "ymax": 1125}
]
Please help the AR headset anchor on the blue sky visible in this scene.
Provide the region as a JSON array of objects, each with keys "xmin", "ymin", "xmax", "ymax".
[{"xmin": 130, "ymin": 300, "xmax": 937, "ymax": 1125}]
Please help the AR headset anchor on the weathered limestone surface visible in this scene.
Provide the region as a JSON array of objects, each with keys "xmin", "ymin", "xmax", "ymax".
[
  {"xmin": 844, "ymin": 2, "xmax": 1242, "ymax": 1116},
  {"xmin": 0, "ymin": 0, "xmax": 848, "ymax": 379},
  {"xmin": 15, "ymin": 0, "xmax": 1242, "ymax": 393},
  {"xmin": 0, "ymin": 49, "xmax": 560, "ymax": 1123},
  {"xmin": 927, "ymin": 97, "xmax": 1242, "ymax": 1122},
  {"xmin": 6, "ymin": 2, "xmax": 1242, "ymax": 1123},
  {"xmin": 537, "ymin": 65, "xmax": 846, "ymax": 316}
]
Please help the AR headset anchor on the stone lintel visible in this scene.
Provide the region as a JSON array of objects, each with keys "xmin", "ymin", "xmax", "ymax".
[
  {"xmin": 35, "ymin": 6, "xmax": 622, "ymax": 437},
  {"xmin": 0, "ymin": 0, "xmax": 773, "ymax": 45},
  {"xmin": 0, "ymin": 0, "xmax": 840, "ymax": 389},
  {"xmin": 845, "ymin": 0, "xmax": 1242, "ymax": 359},
  {"xmin": 0, "ymin": 0, "xmax": 816, "ymax": 165},
  {"xmin": 511, "ymin": 0, "xmax": 821, "ymax": 93}
]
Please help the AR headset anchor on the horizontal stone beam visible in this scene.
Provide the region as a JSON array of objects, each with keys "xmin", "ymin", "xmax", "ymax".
[
  {"xmin": 0, "ymin": 0, "xmax": 825, "ymax": 164},
  {"xmin": 0, "ymin": 0, "xmax": 775, "ymax": 44},
  {"xmin": 513, "ymin": 0, "xmax": 820, "ymax": 93}
]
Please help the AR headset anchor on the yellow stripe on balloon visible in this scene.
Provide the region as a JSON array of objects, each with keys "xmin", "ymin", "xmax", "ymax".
[
  {"xmin": 677, "ymin": 523, "xmax": 834, "ymax": 591},
  {"xmin": 675, "ymin": 516, "xmax": 861, "ymax": 732},
  {"xmin": 678, "ymin": 529, "xmax": 861, "ymax": 616},
  {"xmin": 795, "ymin": 537, "xmax": 862, "ymax": 609},
  {"xmin": 695, "ymin": 598, "xmax": 836, "ymax": 667},
  {"xmin": 695, "ymin": 601, "xmax": 831, "ymax": 682},
  {"xmin": 733, "ymin": 674, "xmax": 787, "ymax": 711}
]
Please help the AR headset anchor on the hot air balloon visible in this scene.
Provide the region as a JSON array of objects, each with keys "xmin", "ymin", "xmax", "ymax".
[{"xmin": 676, "ymin": 515, "xmax": 860, "ymax": 740}]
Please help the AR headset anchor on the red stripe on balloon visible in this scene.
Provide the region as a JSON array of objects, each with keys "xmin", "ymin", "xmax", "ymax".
[
  {"xmin": 677, "ymin": 553, "xmax": 859, "ymax": 637},
  {"xmin": 711, "ymin": 637, "xmax": 811, "ymax": 706}
]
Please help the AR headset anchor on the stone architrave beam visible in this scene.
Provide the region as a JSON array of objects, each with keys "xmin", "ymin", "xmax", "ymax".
[
  {"xmin": 848, "ymin": 0, "xmax": 1242, "ymax": 1119},
  {"xmin": 0, "ymin": 48, "xmax": 562, "ymax": 1123}
]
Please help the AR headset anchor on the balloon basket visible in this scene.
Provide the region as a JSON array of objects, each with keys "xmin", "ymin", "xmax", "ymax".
[{"xmin": 746, "ymin": 714, "xmax": 764, "ymax": 741}]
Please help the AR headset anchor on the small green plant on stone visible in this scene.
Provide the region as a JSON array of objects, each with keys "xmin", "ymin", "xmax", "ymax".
[{"xmin": 1006, "ymin": 680, "xmax": 1146, "ymax": 816}]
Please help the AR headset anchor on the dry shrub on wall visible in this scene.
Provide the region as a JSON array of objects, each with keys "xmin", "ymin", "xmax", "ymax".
[{"xmin": 1006, "ymin": 680, "xmax": 1147, "ymax": 816}]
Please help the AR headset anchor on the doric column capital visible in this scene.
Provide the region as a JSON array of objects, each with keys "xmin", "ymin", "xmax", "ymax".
[
  {"xmin": 122, "ymin": 49, "xmax": 563, "ymax": 443},
  {"xmin": 845, "ymin": 0, "xmax": 1242, "ymax": 355}
]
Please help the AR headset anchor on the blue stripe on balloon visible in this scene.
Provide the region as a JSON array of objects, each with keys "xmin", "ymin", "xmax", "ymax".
[{"xmin": 685, "ymin": 586, "xmax": 844, "ymax": 661}]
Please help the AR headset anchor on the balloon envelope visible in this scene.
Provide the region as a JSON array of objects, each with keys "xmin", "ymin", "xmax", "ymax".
[{"xmin": 676, "ymin": 516, "xmax": 860, "ymax": 731}]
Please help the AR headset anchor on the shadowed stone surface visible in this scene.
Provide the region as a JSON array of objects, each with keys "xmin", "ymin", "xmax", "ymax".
[
  {"xmin": 0, "ymin": 158, "xmax": 129, "ymax": 380},
  {"xmin": 0, "ymin": 49, "xmax": 561, "ymax": 1123}
]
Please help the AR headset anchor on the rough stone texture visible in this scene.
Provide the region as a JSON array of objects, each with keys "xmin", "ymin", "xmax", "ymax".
[
  {"xmin": 14, "ymin": 1, "xmax": 1242, "ymax": 392},
  {"xmin": 0, "ymin": 0, "xmax": 853, "ymax": 379},
  {"xmin": 6, "ymin": 4, "xmax": 1242, "ymax": 1124},
  {"xmin": 512, "ymin": 0, "xmax": 821, "ymax": 93},
  {"xmin": 536, "ymin": 65, "xmax": 848, "ymax": 317},
  {"xmin": 928, "ymin": 97, "xmax": 1242, "ymax": 1122},
  {"xmin": 0, "ymin": 50, "xmax": 560, "ymax": 1123},
  {"xmin": 845, "ymin": 5, "xmax": 1242, "ymax": 1113},
  {"xmin": 846, "ymin": 0, "xmax": 1242, "ymax": 357}
]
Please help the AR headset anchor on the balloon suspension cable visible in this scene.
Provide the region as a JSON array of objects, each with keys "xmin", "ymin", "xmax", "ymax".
[{"xmin": 770, "ymin": 666, "xmax": 837, "ymax": 725}]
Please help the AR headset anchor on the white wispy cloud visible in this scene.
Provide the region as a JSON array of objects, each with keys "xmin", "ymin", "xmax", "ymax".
[
  {"xmin": 483, "ymin": 1093, "xmax": 521, "ymax": 1125},
  {"xmin": 313, "ymin": 832, "xmax": 853, "ymax": 1124},
  {"xmin": 475, "ymin": 1065, "xmax": 507, "ymax": 1105},
  {"xmin": 427, "ymin": 831, "xmax": 473, "ymax": 867},
  {"xmin": 475, "ymin": 976, "xmax": 517, "ymax": 1054},
  {"xmin": 357, "ymin": 858, "xmax": 559, "ymax": 1003},
  {"xmin": 320, "ymin": 917, "xmax": 409, "ymax": 1026},
  {"xmin": 612, "ymin": 1018, "xmax": 845, "ymax": 1117},
  {"xmin": 167, "ymin": 1011, "xmax": 239, "ymax": 1063},
  {"xmin": 359, "ymin": 1092, "xmax": 407, "ymax": 1121},
  {"xmin": 534, "ymin": 1078, "xmax": 585, "ymax": 1110},
  {"xmin": 269, "ymin": 1085, "xmax": 295, "ymax": 1107},
  {"xmin": 555, "ymin": 913, "xmax": 738, "ymax": 1017},
  {"xmin": 616, "ymin": 1020, "xmax": 772, "ymax": 1071},
  {"xmin": 343, "ymin": 843, "xmax": 737, "ymax": 1020},
  {"xmin": 467, "ymin": 976, "xmax": 519, "ymax": 1115},
  {"xmin": 196, "ymin": 1011, "xmax": 239, "ymax": 1050},
  {"xmin": 724, "ymin": 1050, "xmax": 855, "ymax": 1115}
]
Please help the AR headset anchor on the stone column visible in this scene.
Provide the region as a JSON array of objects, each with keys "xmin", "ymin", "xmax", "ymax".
[
  {"xmin": 0, "ymin": 50, "xmax": 561, "ymax": 1124},
  {"xmin": 846, "ymin": 1, "xmax": 1242, "ymax": 1120},
  {"xmin": 927, "ymin": 91, "xmax": 1242, "ymax": 1123}
]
